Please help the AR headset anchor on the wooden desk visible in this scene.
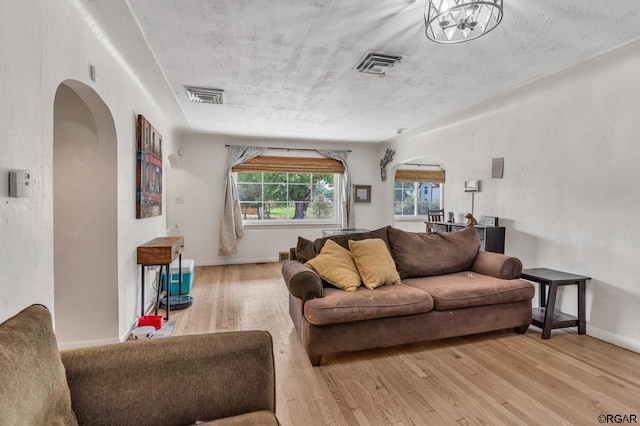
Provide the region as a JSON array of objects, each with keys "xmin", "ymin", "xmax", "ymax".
[
  {"xmin": 520, "ymin": 268, "xmax": 590, "ymax": 339},
  {"xmin": 137, "ymin": 237, "xmax": 184, "ymax": 320}
]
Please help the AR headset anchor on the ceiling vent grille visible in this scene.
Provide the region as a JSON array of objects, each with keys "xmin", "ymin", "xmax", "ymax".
[
  {"xmin": 185, "ymin": 86, "xmax": 224, "ymax": 104},
  {"xmin": 355, "ymin": 51, "xmax": 403, "ymax": 75}
]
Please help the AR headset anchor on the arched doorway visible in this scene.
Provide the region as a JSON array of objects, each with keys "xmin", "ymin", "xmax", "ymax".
[{"xmin": 53, "ymin": 81, "xmax": 118, "ymax": 345}]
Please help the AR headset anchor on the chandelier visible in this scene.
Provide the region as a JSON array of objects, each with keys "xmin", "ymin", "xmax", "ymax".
[{"xmin": 425, "ymin": 0, "xmax": 503, "ymax": 44}]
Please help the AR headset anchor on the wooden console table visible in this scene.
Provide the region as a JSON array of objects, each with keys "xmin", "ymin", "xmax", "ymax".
[
  {"xmin": 520, "ymin": 267, "xmax": 590, "ymax": 339},
  {"xmin": 137, "ymin": 236, "xmax": 184, "ymax": 320},
  {"xmin": 425, "ymin": 222, "xmax": 505, "ymax": 253}
]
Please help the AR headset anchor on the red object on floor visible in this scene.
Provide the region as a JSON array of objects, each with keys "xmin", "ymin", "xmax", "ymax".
[{"xmin": 138, "ymin": 315, "xmax": 164, "ymax": 330}]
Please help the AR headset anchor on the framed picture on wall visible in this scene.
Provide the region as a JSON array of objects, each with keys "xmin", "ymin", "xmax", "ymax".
[
  {"xmin": 484, "ymin": 216, "xmax": 499, "ymax": 226},
  {"xmin": 354, "ymin": 185, "xmax": 371, "ymax": 203},
  {"xmin": 464, "ymin": 180, "xmax": 480, "ymax": 192},
  {"xmin": 136, "ymin": 114, "xmax": 163, "ymax": 218}
]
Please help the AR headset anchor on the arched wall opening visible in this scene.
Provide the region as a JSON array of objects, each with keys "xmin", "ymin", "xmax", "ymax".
[
  {"xmin": 390, "ymin": 155, "xmax": 446, "ymax": 233},
  {"xmin": 53, "ymin": 80, "xmax": 118, "ymax": 344}
]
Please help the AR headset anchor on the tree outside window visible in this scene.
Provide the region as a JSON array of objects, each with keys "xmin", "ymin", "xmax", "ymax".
[{"xmin": 236, "ymin": 171, "xmax": 336, "ymax": 221}]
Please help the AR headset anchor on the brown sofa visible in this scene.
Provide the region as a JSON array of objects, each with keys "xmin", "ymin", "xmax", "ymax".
[
  {"xmin": 282, "ymin": 226, "xmax": 534, "ymax": 366},
  {"xmin": 0, "ymin": 304, "xmax": 279, "ymax": 426}
]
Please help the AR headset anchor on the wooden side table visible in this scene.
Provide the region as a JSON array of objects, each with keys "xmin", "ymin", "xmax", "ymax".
[
  {"xmin": 137, "ymin": 236, "xmax": 184, "ymax": 320},
  {"xmin": 520, "ymin": 268, "xmax": 590, "ymax": 339}
]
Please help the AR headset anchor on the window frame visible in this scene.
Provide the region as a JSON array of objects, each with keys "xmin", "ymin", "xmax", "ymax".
[{"xmin": 393, "ymin": 180, "xmax": 443, "ymax": 219}]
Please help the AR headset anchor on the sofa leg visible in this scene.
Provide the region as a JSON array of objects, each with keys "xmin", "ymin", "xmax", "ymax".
[
  {"xmin": 308, "ymin": 354, "xmax": 322, "ymax": 366},
  {"xmin": 513, "ymin": 324, "xmax": 529, "ymax": 334}
]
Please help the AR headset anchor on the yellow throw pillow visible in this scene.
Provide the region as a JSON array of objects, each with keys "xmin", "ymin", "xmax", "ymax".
[
  {"xmin": 348, "ymin": 238, "xmax": 401, "ymax": 290},
  {"xmin": 305, "ymin": 240, "xmax": 361, "ymax": 292}
]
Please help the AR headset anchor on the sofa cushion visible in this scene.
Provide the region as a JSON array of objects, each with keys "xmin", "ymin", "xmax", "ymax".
[
  {"xmin": 312, "ymin": 226, "xmax": 391, "ymax": 254},
  {"xmin": 295, "ymin": 236, "xmax": 317, "ymax": 263},
  {"xmin": 403, "ymin": 272, "xmax": 535, "ymax": 310},
  {"xmin": 305, "ymin": 240, "xmax": 362, "ymax": 292},
  {"xmin": 304, "ymin": 283, "xmax": 434, "ymax": 325},
  {"xmin": 0, "ymin": 304, "xmax": 78, "ymax": 425},
  {"xmin": 349, "ymin": 238, "xmax": 401, "ymax": 290},
  {"xmin": 389, "ymin": 226, "xmax": 481, "ymax": 279}
]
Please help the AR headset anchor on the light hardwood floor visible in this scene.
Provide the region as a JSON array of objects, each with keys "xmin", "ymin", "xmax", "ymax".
[{"xmin": 165, "ymin": 263, "xmax": 640, "ymax": 426}]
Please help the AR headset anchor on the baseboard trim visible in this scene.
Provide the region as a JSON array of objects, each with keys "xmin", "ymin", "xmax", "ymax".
[
  {"xmin": 530, "ymin": 322, "xmax": 639, "ymax": 354},
  {"xmin": 58, "ymin": 337, "xmax": 121, "ymax": 350},
  {"xmin": 59, "ymin": 300, "xmax": 159, "ymax": 349},
  {"xmin": 587, "ymin": 325, "xmax": 640, "ymax": 354},
  {"xmin": 120, "ymin": 299, "xmax": 163, "ymax": 341},
  {"xmin": 196, "ymin": 257, "xmax": 279, "ymax": 266}
]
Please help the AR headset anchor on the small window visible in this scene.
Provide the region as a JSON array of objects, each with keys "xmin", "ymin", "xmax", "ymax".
[
  {"xmin": 393, "ymin": 167, "xmax": 445, "ymax": 217},
  {"xmin": 394, "ymin": 181, "xmax": 442, "ymax": 216}
]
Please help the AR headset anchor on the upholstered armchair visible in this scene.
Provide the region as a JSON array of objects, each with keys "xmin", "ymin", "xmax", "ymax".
[{"xmin": 0, "ymin": 305, "xmax": 278, "ymax": 425}]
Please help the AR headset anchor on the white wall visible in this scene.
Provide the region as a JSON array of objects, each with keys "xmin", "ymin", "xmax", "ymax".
[
  {"xmin": 385, "ymin": 40, "xmax": 640, "ymax": 353},
  {"xmin": 167, "ymin": 133, "xmax": 383, "ymax": 265},
  {"xmin": 0, "ymin": 1, "xmax": 185, "ymax": 343}
]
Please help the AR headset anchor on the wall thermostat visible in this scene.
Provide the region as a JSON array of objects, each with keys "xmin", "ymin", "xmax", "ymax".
[{"xmin": 9, "ymin": 170, "xmax": 33, "ymax": 197}]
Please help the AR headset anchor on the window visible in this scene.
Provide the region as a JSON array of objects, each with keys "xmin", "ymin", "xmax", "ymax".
[
  {"xmin": 393, "ymin": 168, "xmax": 445, "ymax": 217},
  {"xmin": 394, "ymin": 181, "xmax": 441, "ymax": 216},
  {"xmin": 232, "ymin": 155, "xmax": 344, "ymax": 223},
  {"xmin": 236, "ymin": 171, "xmax": 338, "ymax": 221}
]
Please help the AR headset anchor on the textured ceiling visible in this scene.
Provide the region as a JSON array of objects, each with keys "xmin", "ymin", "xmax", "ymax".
[{"xmin": 124, "ymin": 0, "xmax": 640, "ymax": 142}]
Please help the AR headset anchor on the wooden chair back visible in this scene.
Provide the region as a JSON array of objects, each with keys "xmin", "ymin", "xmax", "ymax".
[{"xmin": 427, "ymin": 209, "xmax": 445, "ymax": 222}]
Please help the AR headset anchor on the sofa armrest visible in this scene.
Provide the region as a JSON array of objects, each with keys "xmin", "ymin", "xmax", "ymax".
[
  {"xmin": 61, "ymin": 330, "xmax": 276, "ymax": 426},
  {"xmin": 281, "ymin": 260, "xmax": 323, "ymax": 303},
  {"xmin": 471, "ymin": 251, "xmax": 523, "ymax": 279}
]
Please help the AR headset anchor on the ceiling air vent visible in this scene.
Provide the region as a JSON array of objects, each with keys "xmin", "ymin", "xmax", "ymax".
[
  {"xmin": 355, "ymin": 51, "xmax": 403, "ymax": 75},
  {"xmin": 185, "ymin": 86, "xmax": 224, "ymax": 104}
]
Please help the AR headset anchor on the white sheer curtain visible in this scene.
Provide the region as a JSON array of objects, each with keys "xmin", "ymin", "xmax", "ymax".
[
  {"xmin": 219, "ymin": 145, "xmax": 268, "ymax": 256},
  {"xmin": 317, "ymin": 149, "xmax": 355, "ymax": 229}
]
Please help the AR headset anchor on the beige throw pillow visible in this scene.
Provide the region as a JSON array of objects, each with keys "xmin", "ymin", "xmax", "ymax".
[
  {"xmin": 305, "ymin": 240, "xmax": 362, "ymax": 292},
  {"xmin": 348, "ymin": 238, "xmax": 401, "ymax": 289}
]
